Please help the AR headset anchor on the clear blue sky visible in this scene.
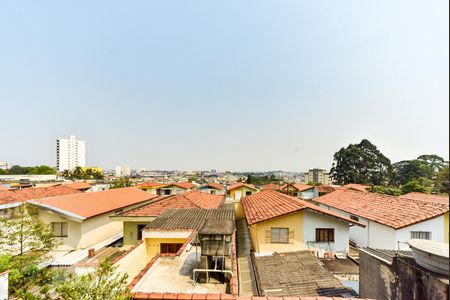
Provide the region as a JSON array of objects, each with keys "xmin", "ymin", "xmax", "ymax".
[{"xmin": 0, "ymin": 1, "xmax": 448, "ymax": 171}]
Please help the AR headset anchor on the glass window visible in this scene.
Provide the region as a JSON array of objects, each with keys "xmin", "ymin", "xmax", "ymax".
[
  {"xmin": 315, "ymin": 228, "xmax": 334, "ymax": 242},
  {"xmin": 52, "ymin": 222, "xmax": 68, "ymax": 237},
  {"xmin": 410, "ymin": 231, "xmax": 431, "ymax": 240},
  {"xmin": 271, "ymin": 228, "xmax": 289, "ymax": 243}
]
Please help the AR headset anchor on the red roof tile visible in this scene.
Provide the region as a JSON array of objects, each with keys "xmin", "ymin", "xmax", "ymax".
[
  {"xmin": 262, "ymin": 183, "xmax": 280, "ymax": 190},
  {"xmin": 136, "ymin": 182, "xmax": 168, "ymax": 189},
  {"xmin": 203, "ymin": 182, "xmax": 225, "ymax": 190},
  {"xmin": 32, "ymin": 187, "xmax": 158, "ymax": 219},
  {"xmin": 337, "ymin": 183, "xmax": 369, "ymax": 192},
  {"xmin": 121, "ymin": 191, "xmax": 225, "ymax": 217},
  {"xmin": 227, "ymin": 182, "xmax": 257, "ymax": 191},
  {"xmin": 281, "ymin": 183, "xmax": 314, "ymax": 192},
  {"xmin": 0, "ymin": 186, "xmax": 9, "ymax": 191},
  {"xmin": 315, "ymin": 189, "xmax": 449, "ymax": 229},
  {"xmin": 315, "ymin": 185, "xmax": 336, "ymax": 194},
  {"xmin": 400, "ymin": 192, "xmax": 449, "ymax": 205},
  {"xmin": 171, "ymin": 181, "xmax": 196, "ymax": 190},
  {"xmin": 0, "ymin": 185, "xmax": 82, "ymax": 205},
  {"xmin": 64, "ymin": 182, "xmax": 92, "ymax": 190},
  {"xmin": 241, "ymin": 190, "xmax": 363, "ymax": 226}
]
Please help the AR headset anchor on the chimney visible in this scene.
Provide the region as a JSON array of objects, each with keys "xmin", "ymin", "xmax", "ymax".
[{"xmin": 88, "ymin": 248, "xmax": 95, "ymax": 258}]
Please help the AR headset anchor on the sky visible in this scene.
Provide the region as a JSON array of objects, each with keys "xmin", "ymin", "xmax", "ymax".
[{"xmin": 0, "ymin": 1, "xmax": 448, "ymax": 172}]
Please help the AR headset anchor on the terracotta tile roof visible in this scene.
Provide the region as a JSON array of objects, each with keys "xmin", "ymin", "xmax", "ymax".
[
  {"xmin": 202, "ymin": 182, "xmax": 225, "ymax": 190},
  {"xmin": 121, "ymin": 191, "xmax": 225, "ymax": 217},
  {"xmin": 132, "ymin": 293, "xmax": 374, "ymax": 299},
  {"xmin": 31, "ymin": 187, "xmax": 158, "ymax": 219},
  {"xmin": 241, "ymin": 190, "xmax": 363, "ymax": 226},
  {"xmin": 170, "ymin": 181, "xmax": 196, "ymax": 190},
  {"xmin": 400, "ymin": 192, "xmax": 449, "ymax": 205},
  {"xmin": 262, "ymin": 183, "xmax": 280, "ymax": 190},
  {"xmin": 281, "ymin": 183, "xmax": 314, "ymax": 192},
  {"xmin": 338, "ymin": 183, "xmax": 369, "ymax": 192},
  {"xmin": 64, "ymin": 182, "xmax": 92, "ymax": 190},
  {"xmin": 316, "ymin": 185, "xmax": 336, "ymax": 193},
  {"xmin": 315, "ymin": 189, "xmax": 449, "ymax": 229},
  {"xmin": 136, "ymin": 181, "xmax": 168, "ymax": 189},
  {"xmin": 227, "ymin": 182, "xmax": 257, "ymax": 191},
  {"xmin": 0, "ymin": 186, "xmax": 9, "ymax": 191},
  {"xmin": 0, "ymin": 185, "xmax": 82, "ymax": 205}
]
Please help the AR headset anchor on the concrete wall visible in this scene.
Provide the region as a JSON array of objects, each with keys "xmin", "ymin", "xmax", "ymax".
[
  {"xmin": 248, "ymin": 212, "xmax": 304, "ymax": 254},
  {"xmin": 114, "ymin": 242, "xmax": 149, "ymax": 285},
  {"xmin": 360, "ymin": 251, "xmax": 449, "ymax": 300},
  {"xmin": 38, "ymin": 209, "xmax": 82, "ymax": 249},
  {"xmin": 302, "ymin": 210, "xmax": 350, "ymax": 253},
  {"xmin": 79, "ymin": 213, "xmax": 122, "ymax": 248},
  {"xmin": 235, "ymin": 202, "xmax": 245, "ymax": 220},
  {"xmin": 395, "ymin": 215, "xmax": 445, "ymax": 250}
]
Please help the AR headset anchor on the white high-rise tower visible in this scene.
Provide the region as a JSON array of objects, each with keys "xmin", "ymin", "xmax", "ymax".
[{"xmin": 56, "ymin": 135, "xmax": 86, "ymax": 172}]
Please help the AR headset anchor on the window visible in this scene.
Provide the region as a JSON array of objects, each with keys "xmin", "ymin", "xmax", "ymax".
[
  {"xmin": 245, "ymin": 191, "xmax": 252, "ymax": 196},
  {"xmin": 210, "ymin": 190, "xmax": 216, "ymax": 194},
  {"xmin": 350, "ymin": 215, "xmax": 359, "ymax": 222},
  {"xmin": 52, "ymin": 222, "xmax": 68, "ymax": 237},
  {"xmin": 315, "ymin": 228, "xmax": 334, "ymax": 242},
  {"xmin": 137, "ymin": 224, "xmax": 147, "ymax": 240},
  {"xmin": 164, "ymin": 189, "xmax": 171, "ymax": 195},
  {"xmin": 271, "ymin": 228, "xmax": 289, "ymax": 243},
  {"xmin": 410, "ymin": 231, "xmax": 431, "ymax": 240},
  {"xmin": 292, "ymin": 192, "xmax": 298, "ymax": 197}
]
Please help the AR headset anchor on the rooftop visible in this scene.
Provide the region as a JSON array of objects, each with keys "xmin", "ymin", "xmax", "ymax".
[
  {"xmin": 227, "ymin": 182, "xmax": 256, "ymax": 191},
  {"xmin": 31, "ymin": 187, "xmax": 158, "ymax": 220},
  {"xmin": 241, "ymin": 190, "xmax": 363, "ymax": 226},
  {"xmin": 201, "ymin": 182, "xmax": 225, "ymax": 190},
  {"xmin": 0, "ymin": 185, "xmax": 82, "ymax": 205},
  {"xmin": 145, "ymin": 207, "xmax": 235, "ymax": 231},
  {"xmin": 400, "ymin": 192, "xmax": 449, "ymax": 205},
  {"xmin": 316, "ymin": 185, "xmax": 336, "ymax": 194},
  {"xmin": 337, "ymin": 183, "xmax": 369, "ymax": 192},
  {"xmin": 120, "ymin": 191, "xmax": 226, "ymax": 217},
  {"xmin": 281, "ymin": 183, "xmax": 314, "ymax": 192},
  {"xmin": 63, "ymin": 182, "xmax": 92, "ymax": 191},
  {"xmin": 171, "ymin": 181, "xmax": 197, "ymax": 190},
  {"xmin": 261, "ymin": 183, "xmax": 280, "ymax": 190},
  {"xmin": 253, "ymin": 251, "xmax": 358, "ymax": 297},
  {"xmin": 135, "ymin": 181, "xmax": 168, "ymax": 188},
  {"xmin": 315, "ymin": 189, "xmax": 449, "ymax": 229}
]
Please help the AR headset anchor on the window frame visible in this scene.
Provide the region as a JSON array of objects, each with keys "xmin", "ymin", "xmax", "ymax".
[
  {"xmin": 270, "ymin": 227, "xmax": 289, "ymax": 244},
  {"xmin": 315, "ymin": 228, "xmax": 335, "ymax": 242},
  {"xmin": 410, "ymin": 231, "xmax": 432, "ymax": 240},
  {"xmin": 52, "ymin": 222, "xmax": 68, "ymax": 237}
]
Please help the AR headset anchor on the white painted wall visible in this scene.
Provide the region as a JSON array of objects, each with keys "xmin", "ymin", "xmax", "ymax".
[
  {"xmin": 367, "ymin": 221, "xmax": 396, "ymax": 249},
  {"xmin": 303, "ymin": 210, "xmax": 350, "ymax": 253},
  {"xmin": 395, "ymin": 215, "xmax": 445, "ymax": 250},
  {"xmin": 0, "ymin": 271, "xmax": 8, "ymax": 300}
]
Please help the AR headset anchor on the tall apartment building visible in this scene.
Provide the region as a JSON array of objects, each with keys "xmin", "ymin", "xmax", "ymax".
[
  {"xmin": 56, "ymin": 135, "xmax": 86, "ymax": 172},
  {"xmin": 303, "ymin": 168, "xmax": 332, "ymax": 185}
]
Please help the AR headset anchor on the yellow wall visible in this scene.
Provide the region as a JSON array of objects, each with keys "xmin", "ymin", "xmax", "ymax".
[
  {"xmin": 235, "ymin": 202, "xmax": 245, "ymax": 219},
  {"xmin": 445, "ymin": 212, "xmax": 449, "ymax": 243},
  {"xmin": 230, "ymin": 187, "xmax": 257, "ymax": 201},
  {"xmin": 114, "ymin": 242, "xmax": 149, "ymax": 285},
  {"xmin": 123, "ymin": 220, "xmax": 155, "ymax": 245},
  {"xmin": 249, "ymin": 211, "xmax": 304, "ymax": 253},
  {"xmin": 38, "ymin": 209, "xmax": 82, "ymax": 250},
  {"xmin": 145, "ymin": 237, "xmax": 188, "ymax": 258}
]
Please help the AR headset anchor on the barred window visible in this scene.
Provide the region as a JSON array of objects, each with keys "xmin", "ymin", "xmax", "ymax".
[
  {"xmin": 52, "ymin": 222, "xmax": 68, "ymax": 237},
  {"xmin": 315, "ymin": 228, "xmax": 334, "ymax": 242},
  {"xmin": 271, "ymin": 228, "xmax": 289, "ymax": 243},
  {"xmin": 410, "ymin": 231, "xmax": 431, "ymax": 240}
]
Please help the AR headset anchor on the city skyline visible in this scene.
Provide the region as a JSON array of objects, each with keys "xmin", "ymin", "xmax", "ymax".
[{"xmin": 0, "ymin": 1, "xmax": 448, "ymax": 171}]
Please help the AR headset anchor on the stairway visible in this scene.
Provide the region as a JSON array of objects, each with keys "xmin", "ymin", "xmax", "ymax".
[{"xmin": 236, "ymin": 219, "xmax": 258, "ymax": 296}]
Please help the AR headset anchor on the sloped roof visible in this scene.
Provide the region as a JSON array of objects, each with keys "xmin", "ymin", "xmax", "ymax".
[
  {"xmin": 120, "ymin": 191, "xmax": 225, "ymax": 217},
  {"xmin": 170, "ymin": 181, "xmax": 196, "ymax": 190},
  {"xmin": 0, "ymin": 185, "xmax": 82, "ymax": 205},
  {"xmin": 31, "ymin": 187, "xmax": 158, "ymax": 220},
  {"xmin": 227, "ymin": 182, "xmax": 257, "ymax": 191},
  {"xmin": 136, "ymin": 181, "xmax": 168, "ymax": 189},
  {"xmin": 201, "ymin": 182, "xmax": 225, "ymax": 190},
  {"xmin": 316, "ymin": 185, "xmax": 336, "ymax": 193},
  {"xmin": 241, "ymin": 190, "xmax": 363, "ymax": 226},
  {"xmin": 64, "ymin": 182, "xmax": 92, "ymax": 190},
  {"xmin": 400, "ymin": 192, "xmax": 449, "ymax": 205},
  {"xmin": 262, "ymin": 183, "xmax": 280, "ymax": 190},
  {"xmin": 145, "ymin": 207, "xmax": 234, "ymax": 231},
  {"xmin": 0, "ymin": 186, "xmax": 9, "ymax": 191},
  {"xmin": 338, "ymin": 183, "xmax": 369, "ymax": 192},
  {"xmin": 281, "ymin": 183, "xmax": 315, "ymax": 192},
  {"xmin": 315, "ymin": 189, "xmax": 449, "ymax": 229}
]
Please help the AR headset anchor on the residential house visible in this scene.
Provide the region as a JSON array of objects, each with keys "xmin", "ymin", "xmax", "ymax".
[
  {"xmin": 241, "ymin": 190, "xmax": 364, "ymax": 255},
  {"xmin": 316, "ymin": 185, "xmax": 336, "ymax": 196},
  {"xmin": 314, "ymin": 189, "xmax": 449, "ymax": 249},
  {"xmin": 160, "ymin": 181, "xmax": 196, "ymax": 195},
  {"xmin": 111, "ymin": 190, "xmax": 225, "ymax": 245},
  {"xmin": 261, "ymin": 183, "xmax": 281, "ymax": 191},
  {"xmin": 337, "ymin": 183, "xmax": 369, "ymax": 192},
  {"xmin": 280, "ymin": 183, "xmax": 318, "ymax": 200},
  {"xmin": 0, "ymin": 185, "xmax": 82, "ymax": 218},
  {"xmin": 63, "ymin": 182, "xmax": 92, "ymax": 192},
  {"xmin": 227, "ymin": 182, "xmax": 257, "ymax": 201},
  {"xmin": 30, "ymin": 187, "xmax": 159, "ymax": 249},
  {"xmin": 197, "ymin": 182, "xmax": 225, "ymax": 194},
  {"xmin": 135, "ymin": 181, "xmax": 168, "ymax": 195}
]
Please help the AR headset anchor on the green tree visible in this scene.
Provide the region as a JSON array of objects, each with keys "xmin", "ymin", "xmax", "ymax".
[
  {"xmin": 418, "ymin": 154, "xmax": 446, "ymax": 175},
  {"xmin": 400, "ymin": 179, "xmax": 432, "ymax": 194},
  {"xmin": 110, "ymin": 177, "xmax": 132, "ymax": 189},
  {"xmin": 330, "ymin": 139, "xmax": 392, "ymax": 185},
  {"xmin": 435, "ymin": 165, "xmax": 449, "ymax": 194},
  {"xmin": 390, "ymin": 159, "xmax": 432, "ymax": 186},
  {"xmin": 56, "ymin": 259, "xmax": 130, "ymax": 300}
]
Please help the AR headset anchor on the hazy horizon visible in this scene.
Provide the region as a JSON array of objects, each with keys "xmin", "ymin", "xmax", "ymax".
[{"xmin": 0, "ymin": 1, "xmax": 448, "ymax": 172}]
